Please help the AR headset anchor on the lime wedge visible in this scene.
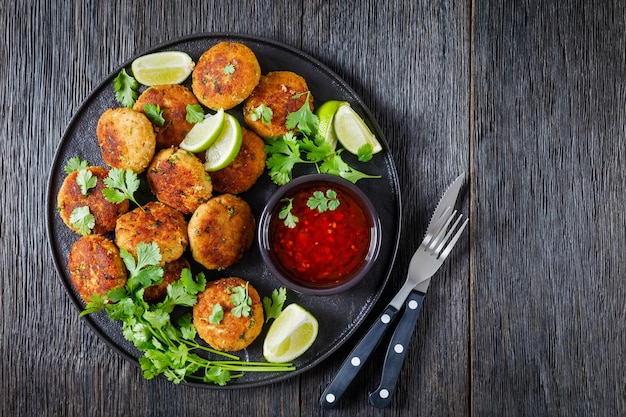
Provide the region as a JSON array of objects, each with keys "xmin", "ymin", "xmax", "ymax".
[
  {"xmin": 263, "ymin": 304, "xmax": 318, "ymax": 363},
  {"xmin": 203, "ymin": 113, "xmax": 242, "ymax": 171},
  {"xmin": 180, "ymin": 109, "xmax": 225, "ymax": 152},
  {"xmin": 131, "ymin": 51, "xmax": 195, "ymax": 86},
  {"xmin": 333, "ymin": 103, "xmax": 382, "ymax": 155},
  {"xmin": 316, "ymin": 100, "xmax": 345, "ymax": 151}
]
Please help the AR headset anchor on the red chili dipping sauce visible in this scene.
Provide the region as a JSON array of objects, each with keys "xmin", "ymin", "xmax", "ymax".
[{"xmin": 268, "ymin": 182, "xmax": 374, "ymax": 287}]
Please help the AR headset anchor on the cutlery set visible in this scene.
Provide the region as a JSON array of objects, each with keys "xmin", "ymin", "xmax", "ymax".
[{"xmin": 320, "ymin": 174, "xmax": 469, "ymax": 409}]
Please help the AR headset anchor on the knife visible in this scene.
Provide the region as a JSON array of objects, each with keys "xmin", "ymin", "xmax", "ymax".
[{"xmin": 319, "ymin": 173, "xmax": 465, "ymax": 410}]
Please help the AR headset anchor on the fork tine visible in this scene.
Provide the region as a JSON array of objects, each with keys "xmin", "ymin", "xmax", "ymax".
[
  {"xmin": 439, "ymin": 216, "xmax": 468, "ymax": 259},
  {"xmin": 434, "ymin": 213, "xmax": 465, "ymax": 254},
  {"xmin": 422, "ymin": 207, "xmax": 452, "ymax": 247},
  {"xmin": 427, "ymin": 209, "xmax": 457, "ymax": 251}
]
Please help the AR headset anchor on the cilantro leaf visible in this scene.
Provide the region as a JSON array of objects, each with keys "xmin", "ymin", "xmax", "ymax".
[
  {"xmin": 76, "ymin": 168, "xmax": 97, "ymax": 196},
  {"xmin": 319, "ymin": 151, "xmax": 381, "ymax": 183},
  {"xmin": 307, "ymin": 189, "xmax": 340, "ymax": 213},
  {"xmin": 113, "ymin": 68, "xmax": 139, "ymax": 108},
  {"xmin": 224, "ymin": 63, "xmax": 235, "ymax": 74},
  {"xmin": 263, "ymin": 287, "xmax": 287, "ymax": 322},
  {"xmin": 69, "ymin": 206, "xmax": 94, "ymax": 235},
  {"xmin": 64, "ymin": 157, "xmax": 89, "ymax": 174},
  {"xmin": 251, "ymin": 104, "xmax": 273, "ymax": 125},
  {"xmin": 285, "ymin": 91, "xmax": 317, "ymax": 135},
  {"xmin": 102, "ymin": 168, "xmax": 141, "ymax": 207},
  {"xmin": 265, "ymin": 133, "xmax": 307, "ymax": 185},
  {"xmin": 185, "ymin": 104, "xmax": 204, "ymax": 123},
  {"xmin": 279, "ymin": 198, "xmax": 298, "ymax": 228},
  {"xmin": 144, "ymin": 103, "xmax": 165, "ymax": 127},
  {"xmin": 205, "ymin": 366, "xmax": 231, "ymax": 386},
  {"xmin": 230, "ymin": 283, "xmax": 252, "ymax": 318},
  {"xmin": 357, "ymin": 143, "xmax": 374, "ymax": 162},
  {"xmin": 209, "ymin": 303, "xmax": 224, "ymax": 324}
]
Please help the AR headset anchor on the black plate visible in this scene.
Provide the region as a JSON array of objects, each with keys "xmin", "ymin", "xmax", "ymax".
[{"xmin": 46, "ymin": 33, "xmax": 402, "ymax": 389}]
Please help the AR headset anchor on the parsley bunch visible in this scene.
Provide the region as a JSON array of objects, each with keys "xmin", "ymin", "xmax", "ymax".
[
  {"xmin": 82, "ymin": 242, "xmax": 294, "ymax": 385},
  {"xmin": 265, "ymin": 92, "xmax": 380, "ymax": 185}
]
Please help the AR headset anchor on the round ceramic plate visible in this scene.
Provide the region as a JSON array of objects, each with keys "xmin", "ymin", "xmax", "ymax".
[{"xmin": 46, "ymin": 33, "xmax": 401, "ymax": 388}]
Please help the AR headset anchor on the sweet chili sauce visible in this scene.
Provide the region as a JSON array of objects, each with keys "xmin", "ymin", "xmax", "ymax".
[{"xmin": 269, "ymin": 183, "xmax": 373, "ymax": 287}]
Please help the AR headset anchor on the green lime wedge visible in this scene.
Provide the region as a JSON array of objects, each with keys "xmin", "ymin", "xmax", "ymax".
[
  {"xmin": 179, "ymin": 108, "xmax": 225, "ymax": 153},
  {"xmin": 333, "ymin": 103, "xmax": 382, "ymax": 155},
  {"xmin": 131, "ymin": 51, "xmax": 195, "ymax": 86},
  {"xmin": 203, "ymin": 113, "xmax": 242, "ymax": 171},
  {"xmin": 316, "ymin": 100, "xmax": 345, "ymax": 151}
]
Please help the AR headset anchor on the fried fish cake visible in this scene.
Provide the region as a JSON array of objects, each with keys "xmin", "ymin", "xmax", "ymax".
[
  {"xmin": 191, "ymin": 42, "xmax": 261, "ymax": 110},
  {"xmin": 115, "ymin": 201, "xmax": 188, "ymax": 265},
  {"xmin": 96, "ymin": 107, "xmax": 156, "ymax": 174},
  {"xmin": 242, "ymin": 71, "xmax": 313, "ymax": 138},
  {"xmin": 143, "ymin": 257, "xmax": 190, "ymax": 304},
  {"xmin": 208, "ymin": 127, "xmax": 266, "ymax": 194},
  {"xmin": 133, "ymin": 84, "xmax": 200, "ymax": 149},
  {"xmin": 193, "ymin": 277, "xmax": 264, "ymax": 351},
  {"xmin": 57, "ymin": 166, "xmax": 130, "ymax": 235},
  {"xmin": 68, "ymin": 234, "xmax": 127, "ymax": 303},
  {"xmin": 188, "ymin": 194, "xmax": 255, "ymax": 270},
  {"xmin": 146, "ymin": 147, "xmax": 213, "ymax": 215}
]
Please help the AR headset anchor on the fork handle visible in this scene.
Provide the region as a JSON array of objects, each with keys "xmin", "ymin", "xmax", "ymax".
[
  {"xmin": 368, "ymin": 290, "xmax": 425, "ymax": 408},
  {"xmin": 319, "ymin": 305, "xmax": 399, "ymax": 410}
]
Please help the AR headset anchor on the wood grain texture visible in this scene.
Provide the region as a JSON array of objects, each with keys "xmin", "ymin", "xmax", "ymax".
[{"xmin": 472, "ymin": 1, "xmax": 626, "ymax": 415}]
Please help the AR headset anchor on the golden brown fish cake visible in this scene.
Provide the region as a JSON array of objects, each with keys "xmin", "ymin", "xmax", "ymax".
[
  {"xmin": 193, "ymin": 277, "xmax": 264, "ymax": 352},
  {"xmin": 146, "ymin": 147, "xmax": 213, "ymax": 215},
  {"xmin": 96, "ymin": 107, "xmax": 156, "ymax": 174},
  {"xmin": 115, "ymin": 201, "xmax": 188, "ymax": 266},
  {"xmin": 188, "ymin": 194, "xmax": 255, "ymax": 270},
  {"xmin": 242, "ymin": 71, "xmax": 313, "ymax": 138},
  {"xmin": 208, "ymin": 127, "xmax": 266, "ymax": 194},
  {"xmin": 68, "ymin": 234, "xmax": 127, "ymax": 303},
  {"xmin": 191, "ymin": 42, "xmax": 261, "ymax": 110},
  {"xmin": 57, "ymin": 166, "xmax": 130, "ymax": 235},
  {"xmin": 143, "ymin": 257, "xmax": 190, "ymax": 304},
  {"xmin": 133, "ymin": 84, "xmax": 199, "ymax": 149}
]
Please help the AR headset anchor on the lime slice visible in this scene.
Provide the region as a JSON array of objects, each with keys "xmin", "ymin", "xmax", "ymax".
[
  {"xmin": 263, "ymin": 304, "xmax": 319, "ymax": 363},
  {"xmin": 179, "ymin": 109, "xmax": 225, "ymax": 152},
  {"xmin": 316, "ymin": 100, "xmax": 345, "ymax": 151},
  {"xmin": 203, "ymin": 113, "xmax": 242, "ymax": 171},
  {"xmin": 333, "ymin": 103, "xmax": 383, "ymax": 155},
  {"xmin": 131, "ymin": 51, "xmax": 195, "ymax": 86}
]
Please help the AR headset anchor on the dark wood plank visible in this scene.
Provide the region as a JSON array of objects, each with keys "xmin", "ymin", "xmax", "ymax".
[
  {"xmin": 300, "ymin": 1, "xmax": 471, "ymax": 416},
  {"xmin": 472, "ymin": 1, "xmax": 626, "ymax": 415}
]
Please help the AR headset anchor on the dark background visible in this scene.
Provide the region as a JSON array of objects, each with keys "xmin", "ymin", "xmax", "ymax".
[{"xmin": 2, "ymin": 1, "xmax": 625, "ymax": 416}]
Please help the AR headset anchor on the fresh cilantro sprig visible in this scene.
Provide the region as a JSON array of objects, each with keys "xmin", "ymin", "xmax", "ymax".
[
  {"xmin": 102, "ymin": 168, "xmax": 142, "ymax": 207},
  {"xmin": 307, "ymin": 189, "xmax": 340, "ymax": 213},
  {"xmin": 223, "ymin": 63, "xmax": 235, "ymax": 74},
  {"xmin": 81, "ymin": 243, "xmax": 295, "ymax": 385},
  {"xmin": 264, "ymin": 96, "xmax": 380, "ymax": 185},
  {"xmin": 144, "ymin": 103, "xmax": 165, "ymax": 127},
  {"xmin": 76, "ymin": 169, "xmax": 97, "ymax": 196},
  {"xmin": 278, "ymin": 197, "xmax": 298, "ymax": 228},
  {"xmin": 209, "ymin": 303, "xmax": 224, "ymax": 324},
  {"xmin": 263, "ymin": 287, "xmax": 287, "ymax": 322},
  {"xmin": 69, "ymin": 206, "xmax": 95, "ymax": 235},
  {"xmin": 113, "ymin": 68, "xmax": 139, "ymax": 108},
  {"xmin": 251, "ymin": 104, "xmax": 273, "ymax": 125},
  {"xmin": 230, "ymin": 283, "xmax": 252, "ymax": 318},
  {"xmin": 186, "ymin": 104, "xmax": 204, "ymax": 123},
  {"xmin": 64, "ymin": 157, "xmax": 89, "ymax": 174}
]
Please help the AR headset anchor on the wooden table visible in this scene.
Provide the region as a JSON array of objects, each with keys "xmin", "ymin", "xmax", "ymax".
[{"xmin": 3, "ymin": 1, "xmax": 625, "ymax": 415}]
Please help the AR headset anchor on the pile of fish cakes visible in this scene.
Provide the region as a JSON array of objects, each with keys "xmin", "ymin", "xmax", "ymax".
[{"xmin": 57, "ymin": 42, "xmax": 314, "ymax": 352}]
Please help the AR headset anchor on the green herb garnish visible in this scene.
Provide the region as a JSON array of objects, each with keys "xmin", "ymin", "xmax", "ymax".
[
  {"xmin": 263, "ymin": 287, "xmax": 287, "ymax": 323},
  {"xmin": 113, "ymin": 68, "xmax": 139, "ymax": 108},
  {"xmin": 102, "ymin": 168, "xmax": 141, "ymax": 207},
  {"xmin": 76, "ymin": 169, "xmax": 97, "ymax": 196},
  {"xmin": 144, "ymin": 103, "xmax": 165, "ymax": 127},
  {"xmin": 64, "ymin": 156, "xmax": 89, "ymax": 174},
  {"xmin": 278, "ymin": 197, "xmax": 298, "ymax": 228},
  {"xmin": 230, "ymin": 283, "xmax": 252, "ymax": 318},
  {"xmin": 307, "ymin": 189, "xmax": 340, "ymax": 213},
  {"xmin": 209, "ymin": 303, "xmax": 224, "ymax": 324},
  {"xmin": 251, "ymin": 104, "xmax": 273, "ymax": 125},
  {"xmin": 69, "ymin": 206, "xmax": 95, "ymax": 236},
  {"xmin": 224, "ymin": 63, "xmax": 235, "ymax": 74},
  {"xmin": 185, "ymin": 104, "xmax": 205, "ymax": 123}
]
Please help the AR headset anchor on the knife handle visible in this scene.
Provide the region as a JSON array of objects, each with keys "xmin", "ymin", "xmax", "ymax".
[
  {"xmin": 368, "ymin": 290, "xmax": 425, "ymax": 408},
  {"xmin": 319, "ymin": 305, "xmax": 399, "ymax": 410}
]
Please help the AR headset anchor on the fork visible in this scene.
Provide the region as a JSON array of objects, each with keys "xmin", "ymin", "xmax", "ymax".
[
  {"xmin": 319, "ymin": 205, "xmax": 468, "ymax": 409},
  {"xmin": 368, "ymin": 209, "xmax": 468, "ymax": 407}
]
